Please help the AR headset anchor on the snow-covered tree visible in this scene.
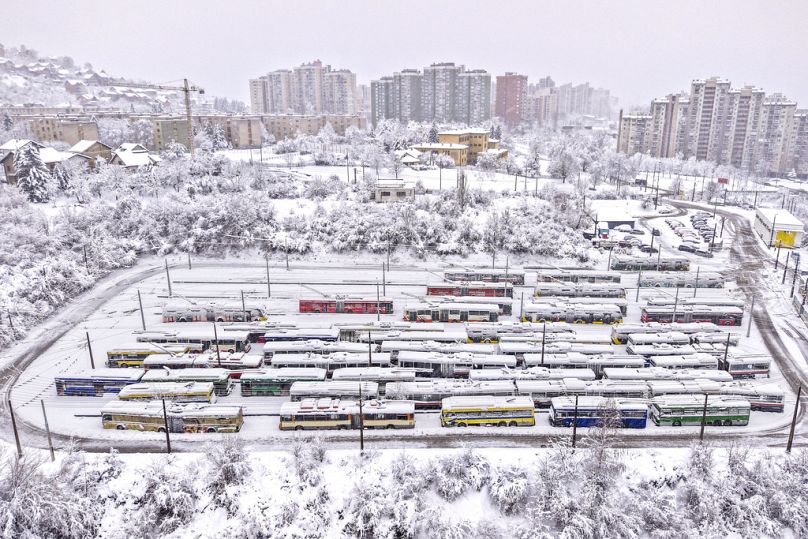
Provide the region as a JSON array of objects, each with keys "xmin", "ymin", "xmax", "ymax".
[
  {"xmin": 125, "ymin": 118, "xmax": 153, "ymax": 148},
  {"xmin": 435, "ymin": 153, "xmax": 454, "ymax": 189},
  {"xmin": 14, "ymin": 144, "xmax": 52, "ymax": 202},
  {"xmin": 476, "ymin": 151, "xmax": 498, "ymax": 171},
  {"xmin": 428, "ymin": 123, "xmax": 439, "ymax": 143}
]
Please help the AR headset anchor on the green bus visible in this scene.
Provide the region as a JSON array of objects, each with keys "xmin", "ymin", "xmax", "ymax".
[
  {"xmin": 650, "ymin": 395, "xmax": 751, "ymax": 427},
  {"xmin": 240, "ymin": 368, "xmax": 327, "ymax": 396}
]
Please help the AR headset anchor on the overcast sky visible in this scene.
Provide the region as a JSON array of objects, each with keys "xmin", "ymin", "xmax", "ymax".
[{"xmin": 5, "ymin": 0, "xmax": 807, "ymax": 109}]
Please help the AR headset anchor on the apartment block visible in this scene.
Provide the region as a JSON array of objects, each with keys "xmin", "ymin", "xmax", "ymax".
[
  {"xmin": 196, "ymin": 115, "xmax": 264, "ymax": 148},
  {"xmin": 260, "ymin": 114, "xmax": 366, "ymax": 140},
  {"xmin": 393, "ymin": 69, "xmax": 422, "ymax": 124},
  {"xmin": 616, "ymin": 112, "xmax": 652, "ymax": 155},
  {"xmin": 151, "ymin": 117, "xmax": 192, "ymax": 151},
  {"xmin": 495, "ymin": 72, "xmax": 528, "ymax": 127},
  {"xmin": 28, "ymin": 118, "xmax": 99, "ymax": 145},
  {"xmin": 249, "ymin": 61, "xmax": 355, "ymax": 116}
]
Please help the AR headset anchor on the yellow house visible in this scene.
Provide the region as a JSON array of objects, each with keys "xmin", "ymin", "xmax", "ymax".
[
  {"xmin": 438, "ymin": 128, "xmax": 490, "ymax": 163},
  {"xmin": 412, "ymin": 142, "xmax": 468, "ymax": 166}
]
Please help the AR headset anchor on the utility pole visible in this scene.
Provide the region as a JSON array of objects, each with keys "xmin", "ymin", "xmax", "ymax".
[
  {"xmin": 83, "ymin": 245, "xmax": 89, "ymax": 273},
  {"xmin": 626, "ymin": 260, "xmax": 642, "ymax": 298},
  {"xmin": 656, "ymin": 250, "xmax": 662, "ymax": 271},
  {"xmin": 783, "ymin": 253, "xmax": 791, "ymax": 284},
  {"xmin": 787, "ymin": 385, "xmax": 802, "ymax": 453},
  {"xmin": 746, "ymin": 297, "xmax": 755, "ymax": 338},
  {"xmin": 699, "ymin": 393, "xmax": 709, "ymax": 442},
  {"xmin": 8, "ymin": 401, "xmax": 22, "ymax": 457},
  {"xmin": 86, "ymin": 331, "xmax": 95, "ymax": 369},
  {"xmin": 376, "ymin": 280, "xmax": 381, "ymax": 322},
  {"xmin": 671, "ymin": 286, "xmax": 680, "ymax": 323},
  {"xmin": 187, "ymin": 253, "xmax": 192, "ymax": 270},
  {"xmin": 285, "ymin": 241, "xmax": 290, "ymax": 270},
  {"xmin": 520, "ymin": 292, "xmax": 524, "ymax": 321},
  {"xmin": 162, "ymin": 398, "xmax": 172, "ymax": 454},
  {"xmin": 137, "ymin": 290, "xmax": 146, "ymax": 331},
  {"xmin": 769, "ymin": 215, "xmax": 778, "ymax": 247},
  {"xmin": 165, "ymin": 259, "xmax": 172, "ymax": 297},
  {"xmin": 606, "ymin": 247, "xmax": 613, "ymax": 271},
  {"xmin": 40, "ymin": 400, "xmax": 54, "ymax": 461},
  {"xmin": 540, "ymin": 322, "xmax": 546, "ymax": 365},
  {"xmin": 241, "ymin": 290, "xmax": 247, "ymax": 322},
  {"xmin": 775, "ymin": 241, "xmax": 783, "ymax": 269},
  {"xmin": 571, "ymin": 395, "xmax": 579, "ymax": 449},
  {"xmin": 264, "ymin": 256, "xmax": 272, "ymax": 299},
  {"xmin": 791, "ymin": 257, "xmax": 801, "ymax": 298},
  {"xmin": 212, "ymin": 322, "xmax": 222, "ymax": 366},
  {"xmin": 358, "ymin": 378, "xmax": 365, "ymax": 453},
  {"xmin": 367, "ymin": 331, "xmax": 373, "ymax": 366},
  {"xmin": 693, "ymin": 267, "xmax": 700, "ymax": 297},
  {"xmin": 382, "ymin": 263, "xmax": 386, "ymax": 296},
  {"xmin": 722, "ymin": 332, "xmax": 731, "ymax": 368}
]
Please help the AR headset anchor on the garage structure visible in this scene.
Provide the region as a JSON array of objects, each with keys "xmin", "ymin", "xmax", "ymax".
[{"xmin": 754, "ymin": 208, "xmax": 804, "ymax": 248}]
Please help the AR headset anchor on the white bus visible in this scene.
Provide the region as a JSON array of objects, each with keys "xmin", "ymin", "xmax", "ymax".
[
  {"xmin": 279, "ymin": 398, "xmax": 415, "ymax": 431},
  {"xmin": 395, "ymin": 350, "xmax": 515, "ymax": 377},
  {"xmin": 267, "ymin": 352, "xmax": 392, "ymax": 371},
  {"xmin": 380, "ymin": 340, "xmax": 498, "ymax": 359},
  {"xmin": 289, "ymin": 381, "xmax": 380, "ymax": 401},
  {"xmin": 627, "ymin": 332, "xmax": 691, "ymax": 346},
  {"xmin": 469, "ymin": 367, "xmax": 597, "ymax": 382},
  {"xmin": 602, "ymin": 367, "xmax": 733, "ymax": 382},
  {"xmin": 650, "ymin": 395, "xmax": 750, "ymax": 426},
  {"xmin": 648, "ymin": 354, "xmax": 719, "ymax": 370},
  {"xmin": 385, "ymin": 379, "xmax": 517, "ymax": 408}
]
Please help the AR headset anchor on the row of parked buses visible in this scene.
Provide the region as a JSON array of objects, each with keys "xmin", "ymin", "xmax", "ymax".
[
  {"xmin": 534, "ymin": 282, "xmax": 626, "ymax": 299},
  {"xmin": 640, "ymin": 305, "xmax": 744, "ymax": 326},
  {"xmin": 101, "ymin": 401, "xmax": 243, "ymax": 433},
  {"xmin": 162, "ymin": 303, "xmax": 268, "ymax": 323},
  {"xmin": 427, "ymin": 281, "xmax": 514, "ymax": 298},
  {"xmin": 638, "ymin": 271, "xmax": 724, "ymax": 288},
  {"xmin": 610, "ymin": 255, "xmax": 691, "ymax": 272}
]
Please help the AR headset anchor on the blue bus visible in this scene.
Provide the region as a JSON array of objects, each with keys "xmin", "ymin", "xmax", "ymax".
[
  {"xmin": 548, "ymin": 396, "xmax": 648, "ymax": 428},
  {"xmin": 55, "ymin": 369, "xmax": 145, "ymax": 396}
]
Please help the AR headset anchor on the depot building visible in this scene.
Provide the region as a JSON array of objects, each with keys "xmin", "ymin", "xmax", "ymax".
[{"xmin": 754, "ymin": 208, "xmax": 804, "ymax": 248}]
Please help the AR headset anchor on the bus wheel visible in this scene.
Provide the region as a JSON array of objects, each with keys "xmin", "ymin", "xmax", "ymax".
[
  {"xmin": 217, "ymin": 318, "xmax": 224, "ymax": 323},
  {"xmin": 509, "ymin": 421, "xmax": 518, "ymax": 427},
  {"xmin": 723, "ymin": 420, "xmax": 733, "ymax": 426},
  {"xmin": 295, "ymin": 426, "xmax": 303, "ymax": 431},
  {"xmin": 206, "ymin": 428, "xmax": 216, "ymax": 433},
  {"xmin": 458, "ymin": 422, "xmax": 467, "ymax": 428},
  {"xmin": 157, "ymin": 427, "xmax": 166, "ymax": 433},
  {"xmin": 498, "ymin": 421, "xmax": 506, "ymax": 427},
  {"xmin": 386, "ymin": 424, "xmax": 395, "ymax": 429},
  {"xmin": 672, "ymin": 421, "xmax": 681, "ymax": 427},
  {"xmin": 116, "ymin": 425, "xmax": 125, "ymax": 430}
]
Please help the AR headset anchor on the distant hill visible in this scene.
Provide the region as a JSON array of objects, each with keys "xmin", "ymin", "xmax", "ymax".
[{"xmin": 0, "ymin": 43, "xmax": 244, "ymax": 113}]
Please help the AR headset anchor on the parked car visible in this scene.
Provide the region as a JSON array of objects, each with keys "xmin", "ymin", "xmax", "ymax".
[
  {"xmin": 678, "ymin": 244, "xmax": 695, "ymax": 253},
  {"xmin": 640, "ymin": 245, "xmax": 659, "ymax": 254},
  {"xmin": 628, "ymin": 228, "xmax": 646, "ymax": 235},
  {"xmin": 694, "ymin": 249, "xmax": 714, "ymax": 258},
  {"xmin": 614, "ymin": 224, "xmax": 632, "ymax": 232}
]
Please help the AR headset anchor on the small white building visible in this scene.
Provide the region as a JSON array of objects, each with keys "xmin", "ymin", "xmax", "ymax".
[
  {"xmin": 374, "ymin": 179, "xmax": 415, "ymax": 203},
  {"xmin": 754, "ymin": 207, "xmax": 804, "ymax": 248},
  {"xmin": 110, "ymin": 143, "xmax": 162, "ymax": 169}
]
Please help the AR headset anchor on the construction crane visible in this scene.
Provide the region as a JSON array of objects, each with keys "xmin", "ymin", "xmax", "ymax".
[{"xmin": 111, "ymin": 79, "xmax": 204, "ymax": 154}]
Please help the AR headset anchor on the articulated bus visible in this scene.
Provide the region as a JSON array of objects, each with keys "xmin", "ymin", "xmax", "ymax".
[
  {"xmin": 140, "ymin": 368, "xmax": 234, "ymax": 396},
  {"xmin": 522, "ymin": 303, "xmax": 623, "ymax": 324},
  {"xmin": 380, "ymin": 340, "xmax": 498, "ymax": 359},
  {"xmin": 267, "ymin": 352, "xmax": 392, "ymax": 371},
  {"xmin": 395, "ymin": 351, "xmax": 516, "ymax": 377},
  {"xmin": 650, "ymin": 395, "xmax": 751, "ymax": 426},
  {"xmin": 638, "ymin": 271, "xmax": 724, "ymax": 289},
  {"xmin": 501, "ymin": 341, "xmax": 614, "ymax": 359},
  {"xmin": 289, "ymin": 381, "xmax": 380, "ymax": 401},
  {"xmin": 602, "ymin": 367, "xmax": 734, "ymax": 383},
  {"xmin": 444, "ymin": 269, "xmax": 526, "ymax": 285},
  {"xmin": 279, "ymin": 398, "xmax": 415, "ymax": 431},
  {"xmin": 469, "ymin": 367, "xmax": 597, "ymax": 382},
  {"xmin": 610, "ymin": 255, "xmax": 690, "ymax": 272},
  {"xmin": 610, "ymin": 322, "xmax": 722, "ymax": 344},
  {"xmin": 464, "ymin": 321, "xmax": 576, "ymax": 343},
  {"xmin": 55, "ymin": 369, "xmax": 144, "ymax": 396},
  {"xmin": 262, "ymin": 340, "xmax": 367, "ymax": 360},
  {"xmin": 640, "ymin": 306, "xmax": 744, "ymax": 326},
  {"xmin": 549, "ymin": 396, "xmax": 648, "ymax": 428},
  {"xmin": 440, "ymin": 396, "xmax": 535, "ymax": 427},
  {"xmin": 534, "ymin": 270, "xmax": 622, "ymax": 284},
  {"xmin": 117, "ymin": 382, "xmax": 215, "ymax": 403},
  {"xmin": 532, "ymin": 296, "xmax": 629, "ymax": 315},
  {"xmin": 299, "ymin": 298, "xmax": 394, "ymax": 314},
  {"xmin": 534, "ymin": 282, "xmax": 626, "ymax": 299},
  {"xmin": 335, "ymin": 322, "xmax": 447, "ymax": 342},
  {"xmin": 358, "ymin": 329, "xmax": 468, "ymax": 344},
  {"xmin": 102, "ymin": 401, "xmax": 243, "ymax": 433},
  {"xmin": 403, "ymin": 303, "xmax": 499, "ymax": 323},
  {"xmin": 384, "ymin": 380, "xmax": 517, "ymax": 408},
  {"xmin": 427, "ymin": 281, "xmax": 514, "ymax": 298},
  {"xmin": 240, "ymin": 368, "xmax": 327, "ymax": 396},
  {"xmin": 161, "ymin": 303, "xmax": 267, "ymax": 323},
  {"xmin": 135, "ymin": 329, "xmax": 251, "ymax": 353},
  {"xmin": 106, "ymin": 343, "xmax": 196, "ymax": 368}
]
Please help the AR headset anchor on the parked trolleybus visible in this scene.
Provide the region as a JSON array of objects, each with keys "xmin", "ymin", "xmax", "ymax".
[
  {"xmin": 469, "ymin": 367, "xmax": 597, "ymax": 382},
  {"xmin": 532, "ymin": 296, "xmax": 629, "ymax": 315},
  {"xmin": 611, "ymin": 255, "xmax": 690, "ymax": 271},
  {"xmin": 648, "ymin": 353, "xmax": 718, "ymax": 370},
  {"xmin": 394, "ymin": 350, "xmax": 515, "ymax": 377},
  {"xmin": 289, "ymin": 381, "xmax": 380, "ymax": 401},
  {"xmin": 427, "ymin": 281, "xmax": 514, "ymax": 298},
  {"xmin": 279, "ymin": 398, "xmax": 415, "ymax": 430},
  {"xmin": 523, "ymin": 303, "xmax": 623, "ymax": 324},
  {"xmin": 719, "ymin": 355, "xmax": 771, "ymax": 378},
  {"xmin": 440, "ymin": 396, "xmax": 535, "ymax": 427},
  {"xmin": 380, "ymin": 340, "xmax": 498, "ymax": 359},
  {"xmin": 335, "ymin": 322, "xmax": 446, "ymax": 342},
  {"xmin": 101, "ymin": 401, "xmax": 243, "ymax": 433},
  {"xmin": 240, "ymin": 368, "xmax": 327, "ymax": 396},
  {"xmin": 610, "ymin": 322, "xmax": 721, "ymax": 344},
  {"xmin": 534, "ymin": 282, "xmax": 626, "ymax": 299},
  {"xmin": 299, "ymin": 297, "xmax": 393, "ymax": 314},
  {"xmin": 602, "ymin": 367, "xmax": 733, "ymax": 382},
  {"xmin": 358, "ymin": 329, "xmax": 468, "ymax": 344},
  {"xmin": 650, "ymin": 395, "xmax": 751, "ymax": 426},
  {"xmin": 55, "ymin": 369, "xmax": 144, "ymax": 396},
  {"xmin": 534, "ymin": 270, "xmax": 622, "ymax": 284},
  {"xmin": 640, "ymin": 306, "xmax": 743, "ymax": 326},
  {"xmin": 262, "ymin": 340, "xmax": 367, "ymax": 360},
  {"xmin": 718, "ymin": 381, "xmax": 784, "ymax": 412},
  {"xmin": 515, "ymin": 379, "xmax": 588, "ymax": 407},
  {"xmin": 444, "ymin": 269, "xmax": 525, "ymax": 285},
  {"xmin": 117, "ymin": 382, "xmax": 216, "ymax": 403},
  {"xmin": 161, "ymin": 303, "xmax": 267, "ymax": 323},
  {"xmin": 142, "ymin": 354, "xmax": 209, "ymax": 370},
  {"xmin": 135, "ymin": 329, "xmax": 251, "ymax": 353},
  {"xmin": 627, "ymin": 332, "xmax": 691, "ymax": 347},
  {"xmin": 638, "ymin": 272, "xmax": 724, "ymax": 289},
  {"xmin": 434, "ymin": 296, "xmax": 514, "ymax": 315},
  {"xmin": 140, "ymin": 368, "xmax": 234, "ymax": 396},
  {"xmin": 403, "ymin": 303, "xmax": 499, "ymax": 323},
  {"xmin": 384, "ymin": 380, "xmax": 517, "ymax": 408},
  {"xmin": 267, "ymin": 352, "xmax": 392, "ymax": 371},
  {"xmin": 548, "ymin": 396, "xmax": 648, "ymax": 428},
  {"xmin": 261, "ymin": 327, "xmax": 340, "ymax": 343},
  {"xmin": 106, "ymin": 343, "xmax": 196, "ymax": 368},
  {"xmin": 502, "ymin": 341, "xmax": 614, "ymax": 359},
  {"xmin": 330, "ymin": 367, "xmax": 417, "ymax": 386},
  {"xmin": 464, "ymin": 321, "xmax": 575, "ymax": 343}
]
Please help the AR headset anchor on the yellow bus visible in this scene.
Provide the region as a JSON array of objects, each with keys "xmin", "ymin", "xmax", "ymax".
[
  {"xmin": 106, "ymin": 344, "xmax": 196, "ymax": 368},
  {"xmin": 117, "ymin": 382, "xmax": 215, "ymax": 403},
  {"xmin": 440, "ymin": 395, "xmax": 535, "ymax": 427},
  {"xmin": 279, "ymin": 398, "xmax": 415, "ymax": 431},
  {"xmin": 101, "ymin": 401, "xmax": 243, "ymax": 433}
]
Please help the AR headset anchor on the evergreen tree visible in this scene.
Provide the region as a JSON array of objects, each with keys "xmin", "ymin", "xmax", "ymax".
[
  {"xmin": 2, "ymin": 113, "xmax": 12, "ymax": 132},
  {"xmin": 489, "ymin": 124, "xmax": 495, "ymax": 138},
  {"xmin": 14, "ymin": 145, "xmax": 52, "ymax": 202},
  {"xmin": 428, "ymin": 123, "xmax": 439, "ymax": 143},
  {"xmin": 494, "ymin": 125, "xmax": 502, "ymax": 140}
]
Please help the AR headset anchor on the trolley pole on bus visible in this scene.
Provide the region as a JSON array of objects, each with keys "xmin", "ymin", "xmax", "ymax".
[
  {"xmin": 746, "ymin": 297, "xmax": 755, "ymax": 338},
  {"xmin": 693, "ymin": 267, "xmax": 700, "ymax": 298},
  {"xmin": 137, "ymin": 290, "xmax": 146, "ymax": 331},
  {"xmin": 161, "ymin": 398, "xmax": 172, "ymax": 454},
  {"xmin": 540, "ymin": 322, "xmax": 546, "ymax": 366},
  {"xmin": 40, "ymin": 399, "xmax": 54, "ymax": 462},
  {"xmin": 635, "ymin": 270, "xmax": 642, "ymax": 302},
  {"xmin": 606, "ymin": 247, "xmax": 613, "ymax": 271},
  {"xmin": 656, "ymin": 250, "xmax": 662, "ymax": 271},
  {"xmin": 9, "ymin": 401, "xmax": 22, "ymax": 457},
  {"xmin": 699, "ymin": 393, "xmax": 709, "ymax": 442},
  {"xmin": 787, "ymin": 385, "xmax": 802, "ymax": 453},
  {"xmin": 164, "ymin": 259, "xmax": 173, "ymax": 297},
  {"xmin": 213, "ymin": 322, "xmax": 222, "ymax": 366},
  {"xmin": 571, "ymin": 395, "xmax": 579, "ymax": 449},
  {"xmin": 86, "ymin": 331, "xmax": 95, "ymax": 369},
  {"xmin": 265, "ymin": 256, "xmax": 272, "ymax": 298}
]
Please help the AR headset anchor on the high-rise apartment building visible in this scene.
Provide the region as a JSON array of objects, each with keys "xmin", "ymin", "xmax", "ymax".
[
  {"xmin": 422, "ymin": 62, "xmax": 462, "ymax": 123},
  {"xmin": 370, "ymin": 77, "xmax": 395, "ymax": 127},
  {"xmin": 393, "ymin": 69, "xmax": 422, "ymax": 124},
  {"xmin": 616, "ymin": 111, "xmax": 652, "ymax": 155},
  {"xmin": 722, "ymin": 86, "xmax": 765, "ymax": 169},
  {"xmin": 249, "ymin": 61, "xmax": 355, "ymax": 116},
  {"xmin": 757, "ymin": 94, "xmax": 797, "ymax": 174},
  {"xmin": 455, "ymin": 69, "xmax": 491, "ymax": 126},
  {"xmin": 495, "ymin": 72, "xmax": 528, "ymax": 127}
]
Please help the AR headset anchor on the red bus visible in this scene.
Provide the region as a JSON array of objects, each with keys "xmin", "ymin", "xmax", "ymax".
[
  {"xmin": 426, "ymin": 281, "xmax": 513, "ymax": 298},
  {"xmin": 299, "ymin": 297, "xmax": 394, "ymax": 314}
]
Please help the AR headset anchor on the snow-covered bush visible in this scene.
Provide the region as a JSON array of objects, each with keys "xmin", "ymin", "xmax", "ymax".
[
  {"xmin": 488, "ymin": 465, "xmax": 531, "ymax": 515},
  {"xmin": 205, "ymin": 437, "xmax": 253, "ymax": 515},
  {"xmin": 431, "ymin": 448, "xmax": 490, "ymax": 501}
]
